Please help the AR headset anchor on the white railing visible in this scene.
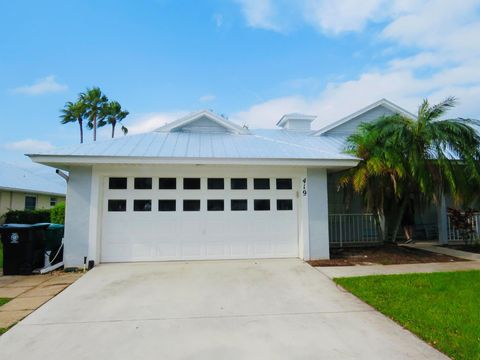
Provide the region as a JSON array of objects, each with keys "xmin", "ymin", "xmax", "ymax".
[
  {"xmin": 447, "ymin": 212, "xmax": 480, "ymax": 243},
  {"xmin": 329, "ymin": 213, "xmax": 380, "ymax": 247}
]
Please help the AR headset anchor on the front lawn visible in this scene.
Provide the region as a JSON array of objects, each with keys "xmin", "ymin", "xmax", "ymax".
[{"xmin": 335, "ymin": 271, "xmax": 480, "ymax": 360}]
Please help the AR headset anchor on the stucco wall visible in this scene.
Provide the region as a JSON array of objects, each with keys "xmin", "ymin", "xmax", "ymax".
[
  {"xmin": 0, "ymin": 190, "xmax": 65, "ymax": 222},
  {"xmin": 63, "ymin": 166, "xmax": 92, "ymax": 267},
  {"xmin": 307, "ymin": 168, "xmax": 330, "ymax": 259}
]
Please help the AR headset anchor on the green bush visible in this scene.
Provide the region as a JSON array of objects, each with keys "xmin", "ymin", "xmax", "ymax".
[
  {"xmin": 50, "ymin": 202, "xmax": 65, "ymax": 225},
  {"xmin": 3, "ymin": 209, "xmax": 51, "ymax": 224}
]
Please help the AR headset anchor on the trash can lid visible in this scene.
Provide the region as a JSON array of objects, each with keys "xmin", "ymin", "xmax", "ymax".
[
  {"xmin": 47, "ymin": 223, "xmax": 64, "ymax": 229},
  {"xmin": 0, "ymin": 223, "xmax": 35, "ymax": 229},
  {"xmin": 31, "ymin": 223, "xmax": 53, "ymax": 229}
]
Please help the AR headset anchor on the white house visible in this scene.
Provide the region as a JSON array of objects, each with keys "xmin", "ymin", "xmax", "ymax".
[{"xmin": 28, "ymin": 99, "xmax": 421, "ymax": 267}]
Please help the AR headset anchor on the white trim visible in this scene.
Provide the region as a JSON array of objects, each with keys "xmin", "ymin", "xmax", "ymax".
[
  {"xmin": 155, "ymin": 110, "xmax": 250, "ymax": 135},
  {"xmin": 0, "ymin": 186, "xmax": 65, "ymax": 197},
  {"xmin": 276, "ymin": 114, "xmax": 316, "ymax": 127},
  {"xmin": 313, "ymin": 98, "xmax": 417, "ymax": 136},
  {"xmin": 29, "ymin": 155, "xmax": 359, "ymax": 169}
]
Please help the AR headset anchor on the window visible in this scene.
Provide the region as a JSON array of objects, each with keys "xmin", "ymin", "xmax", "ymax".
[
  {"xmin": 50, "ymin": 197, "xmax": 57, "ymax": 207},
  {"xmin": 183, "ymin": 178, "xmax": 201, "ymax": 190},
  {"xmin": 208, "ymin": 178, "xmax": 224, "ymax": 190},
  {"xmin": 108, "ymin": 200, "xmax": 127, "ymax": 212},
  {"xmin": 159, "ymin": 178, "xmax": 176, "ymax": 189},
  {"xmin": 133, "ymin": 199, "xmax": 152, "ymax": 211},
  {"xmin": 134, "ymin": 178, "xmax": 152, "ymax": 189},
  {"xmin": 254, "ymin": 199, "xmax": 270, "ymax": 211},
  {"xmin": 276, "ymin": 178, "xmax": 292, "ymax": 190},
  {"xmin": 24, "ymin": 196, "xmax": 37, "ymax": 211},
  {"xmin": 254, "ymin": 178, "xmax": 270, "ymax": 190},
  {"xmin": 231, "ymin": 199, "xmax": 247, "ymax": 211},
  {"xmin": 207, "ymin": 199, "xmax": 224, "ymax": 211},
  {"xmin": 158, "ymin": 200, "xmax": 176, "ymax": 211},
  {"xmin": 109, "ymin": 177, "xmax": 127, "ymax": 189},
  {"xmin": 183, "ymin": 200, "xmax": 200, "ymax": 211},
  {"xmin": 231, "ymin": 178, "xmax": 247, "ymax": 190},
  {"xmin": 277, "ymin": 199, "xmax": 293, "ymax": 211}
]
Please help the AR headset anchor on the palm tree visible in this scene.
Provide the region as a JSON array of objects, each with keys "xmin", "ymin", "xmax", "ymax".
[
  {"xmin": 104, "ymin": 101, "xmax": 129, "ymax": 138},
  {"xmin": 80, "ymin": 87, "xmax": 108, "ymax": 141},
  {"xmin": 342, "ymin": 97, "xmax": 480, "ymax": 242},
  {"xmin": 60, "ymin": 100, "xmax": 87, "ymax": 143}
]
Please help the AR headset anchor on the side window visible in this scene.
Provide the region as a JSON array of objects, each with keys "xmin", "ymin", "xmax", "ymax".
[
  {"xmin": 158, "ymin": 200, "xmax": 176, "ymax": 211},
  {"xmin": 277, "ymin": 199, "xmax": 293, "ymax": 211},
  {"xmin": 231, "ymin": 178, "xmax": 247, "ymax": 190},
  {"xmin": 183, "ymin": 178, "xmax": 201, "ymax": 190},
  {"xmin": 231, "ymin": 199, "xmax": 247, "ymax": 211},
  {"xmin": 24, "ymin": 195, "xmax": 37, "ymax": 211},
  {"xmin": 109, "ymin": 177, "xmax": 127, "ymax": 189},
  {"xmin": 134, "ymin": 178, "xmax": 152, "ymax": 189},
  {"xmin": 183, "ymin": 200, "xmax": 200, "ymax": 211},
  {"xmin": 133, "ymin": 199, "xmax": 152, "ymax": 211},
  {"xmin": 254, "ymin": 178, "xmax": 270, "ymax": 190},
  {"xmin": 108, "ymin": 200, "xmax": 127, "ymax": 212},
  {"xmin": 254, "ymin": 199, "xmax": 270, "ymax": 211},
  {"xmin": 50, "ymin": 197, "xmax": 57, "ymax": 207},
  {"xmin": 276, "ymin": 179, "xmax": 292, "ymax": 190},
  {"xmin": 159, "ymin": 178, "xmax": 176, "ymax": 189},
  {"xmin": 208, "ymin": 178, "xmax": 224, "ymax": 190}
]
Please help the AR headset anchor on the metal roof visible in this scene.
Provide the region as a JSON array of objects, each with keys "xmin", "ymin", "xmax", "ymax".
[
  {"xmin": 27, "ymin": 129, "xmax": 354, "ymax": 161},
  {"xmin": 0, "ymin": 162, "xmax": 66, "ymax": 195}
]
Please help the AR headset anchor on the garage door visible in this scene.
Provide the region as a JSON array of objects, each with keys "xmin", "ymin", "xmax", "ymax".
[{"xmin": 100, "ymin": 175, "xmax": 299, "ymax": 262}]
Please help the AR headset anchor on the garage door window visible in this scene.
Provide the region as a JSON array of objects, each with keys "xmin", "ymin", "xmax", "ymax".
[
  {"xmin": 254, "ymin": 199, "xmax": 270, "ymax": 211},
  {"xmin": 158, "ymin": 200, "xmax": 176, "ymax": 211},
  {"xmin": 134, "ymin": 178, "xmax": 152, "ymax": 189},
  {"xmin": 184, "ymin": 178, "xmax": 201, "ymax": 190},
  {"xmin": 134, "ymin": 199, "xmax": 152, "ymax": 211},
  {"xmin": 183, "ymin": 199, "xmax": 200, "ymax": 211},
  {"xmin": 277, "ymin": 199, "xmax": 293, "ymax": 211},
  {"xmin": 254, "ymin": 178, "xmax": 270, "ymax": 189},
  {"xmin": 208, "ymin": 178, "xmax": 224, "ymax": 190},
  {"xmin": 109, "ymin": 177, "xmax": 127, "ymax": 189},
  {"xmin": 276, "ymin": 179, "xmax": 292, "ymax": 190},
  {"xmin": 207, "ymin": 199, "xmax": 224, "ymax": 211},
  {"xmin": 108, "ymin": 199, "xmax": 127, "ymax": 212},
  {"xmin": 231, "ymin": 199, "xmax": 247, "ymax": 211},
  {"xmin": 159, "ymin": 178, "xmax": 176, "ymax": 189},
  {"xmin": 231, "ymin": 178, "xmax": 247, "ymax": 190}
]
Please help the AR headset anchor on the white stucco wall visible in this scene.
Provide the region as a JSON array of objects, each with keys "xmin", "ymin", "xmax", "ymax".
[
  {"xmin": 307, "ymin": 168, "xmax": 330, "ymax": 259},
  {"xmin": 63, "ymin": 166, "xmax": 92, "ymax": 267}
]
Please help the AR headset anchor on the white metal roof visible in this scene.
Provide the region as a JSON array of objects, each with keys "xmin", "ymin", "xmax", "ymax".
[{"xmin": 0, "ymin": 162, "xmax": 66, "ymax": 196}]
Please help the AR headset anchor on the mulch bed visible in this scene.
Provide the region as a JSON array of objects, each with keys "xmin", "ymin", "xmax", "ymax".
[
  {"xmin": 442, "ymin": 244, "xmax": 480, "ymax": 254},
  {"xmin": 308, "ymin": 244, "xmax": 464, "ymax": 267}
]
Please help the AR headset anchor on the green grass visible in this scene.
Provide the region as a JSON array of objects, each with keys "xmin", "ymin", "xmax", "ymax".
[{"xmin": 335, "ymin": 271, "xmax": 480, "ymax": 360}]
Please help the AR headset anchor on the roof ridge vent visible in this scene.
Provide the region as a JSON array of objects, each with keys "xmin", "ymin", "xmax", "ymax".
[{"xmin": 276, "ymin": 113, "xmax": 316, "ymax": 131}]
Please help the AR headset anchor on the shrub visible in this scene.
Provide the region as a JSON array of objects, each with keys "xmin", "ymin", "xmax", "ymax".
[
  {"xmin": 3, "ymin": 209, "xmax": 51, "ymax": 224},
  {"xmin": 50, "ymin": 202, "xmax": 65, "ymax": 224}
]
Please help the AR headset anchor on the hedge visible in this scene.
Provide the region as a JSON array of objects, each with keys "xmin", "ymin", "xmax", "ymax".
[
  {"xmin": 50, "ymin": 202, "xmax": 65, "ymax": 224},
  {"xmin": 3, "ymin": 209, "xmax": 51, "ymax": 224}
]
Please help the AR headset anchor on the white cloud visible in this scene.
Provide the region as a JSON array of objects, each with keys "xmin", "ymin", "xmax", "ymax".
[
  {"xmin": 234, "ymin": 0, "xmax": 283, "ymax": 31},
  {"xmin": 213, "ymin": 13, "xmax": 224, "ymax": 28},
  {"xmin": 4, "ymin": 139, "xmax": 55, "ymax": 153},
  {"xmin": 199, "ymin": 94, "xmax": 216, "ymax": 102},
  {"xmin": 12, "ymin": 75, "xmax": 68, "ymax": 95},
  {"xmin": 127, "ymin": 111, "xmax": 189, "ymax": 135}
]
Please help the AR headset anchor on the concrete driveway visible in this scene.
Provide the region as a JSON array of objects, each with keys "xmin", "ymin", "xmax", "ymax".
[{"xmin": 0, "ymin": 259, "xmax": 447, "ymax": 359}]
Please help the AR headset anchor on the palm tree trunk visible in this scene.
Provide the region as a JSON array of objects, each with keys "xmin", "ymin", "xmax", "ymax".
[
  {"xmin": 93, "ymin": 114, "xmax": 97, "ymax": 141},
  {"xmin": 111, "ymin": 122, "xmax": 116, "ymax": 138},
  {"xmin": 79, "ymin": 119, "xmax": 83, "ymax": 144},
  {"xmin": 390, "ymin": 195, "xmax": 409, "ymax": 243}
]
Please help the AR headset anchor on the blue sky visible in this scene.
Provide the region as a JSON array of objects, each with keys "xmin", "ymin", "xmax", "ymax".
[{"xmin": 1, "ymin": 0, "xmax": 480, "ymax": 168}]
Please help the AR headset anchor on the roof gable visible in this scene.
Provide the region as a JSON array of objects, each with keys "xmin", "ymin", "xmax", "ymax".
[
  {"xmin": 155, "ymin": 110, "xmax": 250, "ymax": 135},
  {"xmin": 313, "ymin": 99, "xmax": 416, "ymax": 136}
]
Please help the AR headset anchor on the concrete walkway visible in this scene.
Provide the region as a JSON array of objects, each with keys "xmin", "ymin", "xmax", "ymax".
[
  {"xmin": 0, "ymin": 259, "xmax": 447, "ymax": 359},
  {"xmin": 316, "ymin": 259, "xmax": 480, "ymax": 279},
  {"xmin": 403, "ymin": 242, "xmax": 480, "ymax": 261}
]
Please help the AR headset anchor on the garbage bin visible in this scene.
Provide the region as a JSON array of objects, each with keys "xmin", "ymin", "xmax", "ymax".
[
  {"xmin": 0, "ymin": 223, "xmax": 49, "ymax": 275},
  {"xmin": 43, "ymin": 223, "xmax": 64, "ymax": 265}
]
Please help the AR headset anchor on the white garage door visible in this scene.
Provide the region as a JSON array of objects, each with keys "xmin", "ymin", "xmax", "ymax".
[{"xmin": 100, "ymin": 175, "xmax": 299, "ymax": 262}]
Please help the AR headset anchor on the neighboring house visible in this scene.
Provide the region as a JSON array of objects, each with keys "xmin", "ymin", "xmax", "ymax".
[
  {"xmin": 0, "ymin": 162, "xmax": 66, "ymax": 222},
  {"xmin": 28, "ymin": 99, "xmax": 443, "ymax": 267}
]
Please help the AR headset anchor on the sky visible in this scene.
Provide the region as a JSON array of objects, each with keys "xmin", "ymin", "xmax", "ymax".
[{"xmin": 1, "ymin": 0, "xmax": 480, "ymax": 169}]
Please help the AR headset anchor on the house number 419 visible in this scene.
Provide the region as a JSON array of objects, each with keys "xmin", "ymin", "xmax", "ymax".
[{"xmin": 302, "ymin": 178, "xmax": 307, "ymax": 196}]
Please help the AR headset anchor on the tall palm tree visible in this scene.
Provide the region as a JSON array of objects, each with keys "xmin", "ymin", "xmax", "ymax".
[
  {"xmin": 60, "ymin": 100, "xmax": 87, "ymax": 143},
  {"xmin": 104, "ymin": 101, "xmax": 129, "ymax": 138},
  {"xmin": 342, "ymin": 97, "xmax": 480, "ymax": 242},
  {"xmin": 80, "ymin": 87, "xmax": 108, "ymax": 141}
]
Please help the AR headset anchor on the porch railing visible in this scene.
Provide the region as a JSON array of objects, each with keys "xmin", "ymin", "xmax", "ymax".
[
  {"xmin": 329, "ymin": 213, "xmax": 381, "ymax": 247},
  {"xmin": 447, "ymin": 212, "xmax": 480, "ymax": 243}
]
